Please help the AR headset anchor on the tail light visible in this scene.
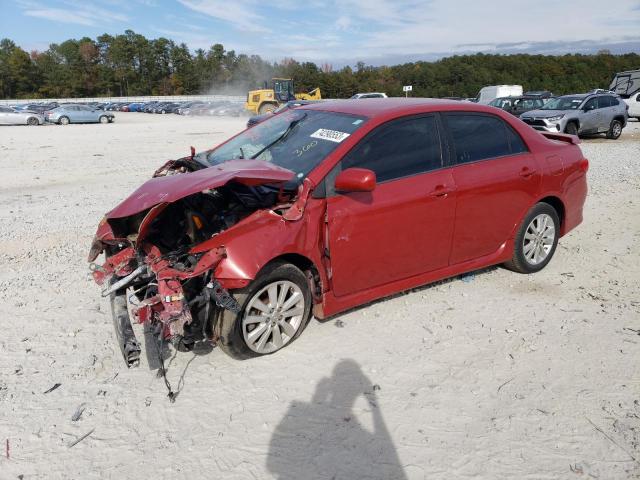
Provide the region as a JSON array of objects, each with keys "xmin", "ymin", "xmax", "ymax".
[{"xmin": 579, "ymin": 158, "xmax": 589, "ymax": 173}]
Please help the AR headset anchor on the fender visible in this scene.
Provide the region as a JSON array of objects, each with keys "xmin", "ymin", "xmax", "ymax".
[{"xmin": 189, "ymin": 198, "xmax": 329, "ymax": 293}]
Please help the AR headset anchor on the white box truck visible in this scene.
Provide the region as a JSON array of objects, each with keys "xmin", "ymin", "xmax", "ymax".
[{"xmin": 475, "ymin": 85, "xmax": 523, "ymax": 104}]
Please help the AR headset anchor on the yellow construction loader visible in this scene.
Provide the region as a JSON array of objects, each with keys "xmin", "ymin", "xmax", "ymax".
[{"xmin": 245, "ymin": 78, "xmax": 321, "ymax": 114}]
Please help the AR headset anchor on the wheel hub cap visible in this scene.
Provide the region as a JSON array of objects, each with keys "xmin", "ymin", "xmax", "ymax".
[
  {"xmin": 523, "ymin": 213, "xmax": 555, "ymax": 265},
  {"xmin": 242, "ymin": 280, "xmax": 305, "ymax": 354}
]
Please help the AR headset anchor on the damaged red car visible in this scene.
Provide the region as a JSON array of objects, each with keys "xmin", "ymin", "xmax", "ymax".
[{"xmin": 89, "ymin": 99, "xmax": 588, "ymax": 367}]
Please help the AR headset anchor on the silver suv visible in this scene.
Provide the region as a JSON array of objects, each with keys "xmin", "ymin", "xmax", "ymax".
[{"xmin": 520, "ymin": 93, "xmax": 628, "ymax": 139}]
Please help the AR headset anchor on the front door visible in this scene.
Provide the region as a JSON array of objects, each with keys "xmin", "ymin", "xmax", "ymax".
[
  {"xmin": 326, "ymin": 115, "xmax": 457, "ymax": 297},
  {"xmin": 580, "ymin": 97, "xmax": 600, "ymax": 133}
]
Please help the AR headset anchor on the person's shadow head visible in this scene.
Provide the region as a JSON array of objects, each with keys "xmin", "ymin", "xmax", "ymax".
[{"xmin": 267, "ymin": 359, "xmax": 407, "ymax": 480}]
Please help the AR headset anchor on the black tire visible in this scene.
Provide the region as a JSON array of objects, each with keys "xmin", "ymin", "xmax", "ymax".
[
  {"xmin": 258, "ymin": 103, "xmax": 277, "ymax": 115},
  {"xmin": 565, "ymin": 122, "xmax": 578, "ymax": 136},
  {"xmin": 59, "ymin": 116, "xmax": 70, "ymax": 125},
  {"xmin": 606, "ymin": 119, "xmax": 623, "ymax": 139},
  {"xmin": 99, "ymin": 115, "xmax": 109, "ymax": 124},
  {"xmin": 27, "ymin": 117, "xmax": 39, "ymax": 126},
  {"xmin": 216, "ymin": 261, "xmax": 312, "ymax": 360},
  {"xmin": 504, "ymin": 202, "xmax": 560, "ymax": 274}
]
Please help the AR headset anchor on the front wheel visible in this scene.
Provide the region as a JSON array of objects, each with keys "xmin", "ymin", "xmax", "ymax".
[
  {"xmin": 565, "ymin": 122, "xmax": 578, "ymax": 136},
  {"xmin": 217, "ymin": 262, "xmax": 312, "ymax": 360},
  {"xmin": 99, "ymin": 115, "xmax": 109, "ymax": 124},
  {"xmin": 258, "ymin": 103, "xmax": 277, "ymax": 115},
  {"xmin": 504, "ymin": 202, "xmax": 560, "ymax": 274},
  {"xmin": 606, "ymin": 119, "xmax": 622, "ymax": 139}
]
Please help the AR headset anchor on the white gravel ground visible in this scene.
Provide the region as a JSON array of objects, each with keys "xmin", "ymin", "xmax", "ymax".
[{"xmin": 0, "ymin": 113, "xmax": 638, "ymax": 480}]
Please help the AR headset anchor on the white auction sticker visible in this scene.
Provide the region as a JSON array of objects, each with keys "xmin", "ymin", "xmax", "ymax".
[{"xmin": 310, "ymin": 128, "xmax": 351, "ymax": 143}]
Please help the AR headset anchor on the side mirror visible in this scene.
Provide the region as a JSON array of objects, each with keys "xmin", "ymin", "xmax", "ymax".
[{"xmin": 335, "ymin": 168, "xmax": 376, "ymax": 193}]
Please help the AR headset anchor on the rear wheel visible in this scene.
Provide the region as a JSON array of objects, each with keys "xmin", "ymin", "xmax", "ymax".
[
  {"xmin": 27, "ymin": 117, "xmax": 39, "ymax": 126},
  {"xmin": 99, "ymin": 115, "xmax": 109, "ymax": 124},
  {"xmin": 606, "ymin": 119, "xmax": 623, "ymax": 139},
  {"xmin": 258, "ymin": 103, "xmax": 277, "ymax": 115},
  {"xmin": 217, "ymin": 262, "xmax": 312, "ymax": 360},
  {"xmin": 565, "ymin": 122, "xmax": 578, "ymax": 136},
  {"xmin": 59, "ymin": 116, "xmax": 70, "ymax": 125},
  {"xmin": 505, "ymin": 202, "xmax": 560, "ymax": 274}
]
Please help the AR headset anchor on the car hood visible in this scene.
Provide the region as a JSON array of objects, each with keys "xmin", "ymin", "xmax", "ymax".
[
  {"xmin": 107, "ymin": 159, "xmax": 295, "ymax": 219},
  {"xmin": 521, "ymin": 109, "xmax": 567, "ymax": 118}
]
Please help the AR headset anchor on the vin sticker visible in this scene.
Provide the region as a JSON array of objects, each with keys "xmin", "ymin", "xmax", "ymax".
[{"xmin": 310, "ymin": 128, "xmax": 350, "ymax": 143}]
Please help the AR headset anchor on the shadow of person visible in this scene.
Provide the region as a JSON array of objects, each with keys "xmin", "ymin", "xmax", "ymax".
[{"xmin": 267, "ymin": 359, "xmax": 407, "ymax": 480}]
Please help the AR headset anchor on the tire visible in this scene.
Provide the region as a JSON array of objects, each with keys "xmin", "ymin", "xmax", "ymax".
[
  {"xmin": 27, "ymin": 117, "xmax": 39, "ymax": 126},
  {"xmin": 565, "ymin": 122, "xmax": 578, "ymax": 136},
  {"xmin": 217, "ymin": 261, "xmax": 312, "ymax": 360},
  {"xmin": 99, "ymin": 115, "xmax": 109, "ymax": 124},
  {"xmin": 59, "ymin": 116, "xmax": 70, "ymax": 125},
  {"xmin": 504, "ymin": 202, "xmax": 560, "ymax": 274},
  {"xmin": 161, "ymin": 109, "xmax": 166, "ymax": 114},
  {"xmin": 606, "ymin": 119, "xmax": 623, "ymax": 139},
  {"xmin": 258, "ymin": 103, "xmax": 277, "ymax": 115}
]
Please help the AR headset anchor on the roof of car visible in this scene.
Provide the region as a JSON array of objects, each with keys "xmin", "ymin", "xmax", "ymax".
[{"xmin": 299, "ymin": 98, "xmax": 485, "ymax": 118}]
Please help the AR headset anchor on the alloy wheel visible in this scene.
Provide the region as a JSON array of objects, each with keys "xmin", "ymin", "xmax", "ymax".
[
  {"xmin": 242, "ymin": 280, "xmax": 305, "ymax": 354},
  {"xmin": 523, "ymin": 213, "xmax": 555, "ymax": 265}
]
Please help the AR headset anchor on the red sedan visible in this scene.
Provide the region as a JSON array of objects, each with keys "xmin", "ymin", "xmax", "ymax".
[{"xmin": 89, "ymin": 99, "xmax": 588, "ymax": 366}]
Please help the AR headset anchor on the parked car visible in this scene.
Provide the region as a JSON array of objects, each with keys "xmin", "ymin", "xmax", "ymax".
[
  {"xmin": 247, "ymin": 100, "xmax": 318, "ymax": 128},
  {"xmin": 489, "ymin": 95, "xmax": 546, "ymax": 116},
  {"xmin": 475, "ymin": 85, "xmax": 523, "ymax": 104},
  {"xmin": 524, "ymin": 91, "xmax": 553, "ymax": 101},
  {"xmin": 89, "ymin": 98, "xmax": 588, "ymax": 367},
  {"xmin": 45, "ymin": 104, "xmax": 115, "ymax": 125},
  {"xmin": 350, "ymin": 92, "xmax": 388, "ymax": 99},
  {"xmin": 623, "ymin": 92, "xmax": 640, "ymax": 120},
  {"xmin": 520, "ymin": 92, "xmax": 628, "ymax": 139},
  {"xmin": 0, "ymin": 106, "xmax": 44, "ymax": 125},
  {"xmin": 20, "ymin": 102, "xmax": 59, "ymax": 114}
]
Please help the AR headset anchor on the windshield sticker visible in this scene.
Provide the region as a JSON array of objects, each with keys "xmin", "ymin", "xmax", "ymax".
[
  {"xmin": 352, "ymin": 119, "xmax": 364, "ymax": 125},
  {"xmin": 310, "ymin": 128, "xmax": 351, "ymax": 143}
]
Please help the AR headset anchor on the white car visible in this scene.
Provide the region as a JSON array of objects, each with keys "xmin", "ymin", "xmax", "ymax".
[
  {"xmin": 0, "ymin": 106, "xmax": 44, "ymax": 126},
  {"xmin": 350, "ymin": 92, "xmax": 388, "ymax": 99},
  {"xmin": 624, "ymin": 93, "xmax": 640, "ymax": 120}
]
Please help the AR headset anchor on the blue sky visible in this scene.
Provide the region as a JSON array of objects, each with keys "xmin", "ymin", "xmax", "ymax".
[{"xmin": 2, "ymin": 0, "xmax": 640, "ymax": 65}]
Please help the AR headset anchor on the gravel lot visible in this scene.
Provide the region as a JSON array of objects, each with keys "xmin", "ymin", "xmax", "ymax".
[{"xmin": 0, "ymin": 113, "xmax": 638, "ymax": 479}]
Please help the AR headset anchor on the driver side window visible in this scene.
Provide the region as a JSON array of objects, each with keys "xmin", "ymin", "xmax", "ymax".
[
  {"xmin": 340, "ymin": 115, "xmax": 443, "ymax": 184},
  {"xmin": 583, "ymin": 98, "xmax": 598, "ymax": 110}
]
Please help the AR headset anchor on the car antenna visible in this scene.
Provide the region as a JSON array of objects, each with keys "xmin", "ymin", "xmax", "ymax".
[{"xmin": 190, "ymin": 146, "xmax": 195, "ymax": 159}]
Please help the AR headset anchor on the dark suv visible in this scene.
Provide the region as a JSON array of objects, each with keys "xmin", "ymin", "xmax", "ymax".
[
  {"xmin": 520, "ymin": 93, "xmax": 628, "ymax": 139},
  {"xmin": 489, "ymin": 96, "xmax": 546, "ymax": 116}
]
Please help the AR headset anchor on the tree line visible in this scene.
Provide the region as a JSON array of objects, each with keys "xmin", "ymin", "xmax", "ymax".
[{"xmin": 1, "ymin": 30, "xmax": 638, "ymax": 100}]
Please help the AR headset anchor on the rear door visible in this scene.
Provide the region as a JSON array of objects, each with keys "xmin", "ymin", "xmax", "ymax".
[
  {"xmin": 0, "ymin": 106, "xmax": 11, "ymax": 124},
  {"xmin": 596, "ymin": 96, "xmax": 613, "ymax": 131},
  {"xmin": 326, "ymin": 114, "xmax": 457, "ymax": 297},
  {"xmin": 442, "ymin": 113, "xmax": 541, "ymax": 265}
]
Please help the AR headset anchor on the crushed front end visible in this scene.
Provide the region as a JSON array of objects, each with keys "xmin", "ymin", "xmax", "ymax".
[{"xmin": 88, "ymin": 159, "xmax": 297, "ymax": 367}]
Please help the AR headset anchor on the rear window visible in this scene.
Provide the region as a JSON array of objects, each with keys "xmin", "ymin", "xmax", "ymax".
[{"xmin": 444, "ymin": 113, "xmax": 528, "ymax": 164}]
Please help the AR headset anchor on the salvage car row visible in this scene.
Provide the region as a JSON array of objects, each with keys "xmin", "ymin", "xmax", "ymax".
[
  {"xmin": 99, "ymin": 100, "xmax": 246, "ymax": 116},
  {"xmin": 0, "ymin": 103, "xmax": 114, "ymax": 126}
]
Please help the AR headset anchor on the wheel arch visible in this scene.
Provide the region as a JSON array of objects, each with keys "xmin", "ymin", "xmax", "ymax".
[
  {"xmin": 537, "ymin": 195, "xmax": 565, "ymax": 231},
  {"xmin": 259, "ymin": 253, "xmax": 323, "ymax": 303}
]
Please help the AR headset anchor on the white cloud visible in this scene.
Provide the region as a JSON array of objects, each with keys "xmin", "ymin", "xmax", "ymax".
[
  {"xmin": 18, "ymin": 0, "xmax": 129, "ymax": 26},
  {"xmin": 177, "ymin": 0, "xmax": 271, "ymax": 33}
]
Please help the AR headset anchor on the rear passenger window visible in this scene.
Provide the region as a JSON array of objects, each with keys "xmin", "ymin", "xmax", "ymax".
[
  {"xmin": 444, "ymin": 114, "xmax": 525, "ymax": 164},
  {"xmin": 341, "ymin": 115, "xmax": 442, "ymax": 183},
  {"xmin": 598, "ymin": 96, "xmax": 612, "ymax": 108}
]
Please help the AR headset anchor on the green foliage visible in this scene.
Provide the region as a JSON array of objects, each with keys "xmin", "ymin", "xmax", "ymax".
[{"xmin": 0, "ymin": 31, "xmax": 638, "ymax": 99}]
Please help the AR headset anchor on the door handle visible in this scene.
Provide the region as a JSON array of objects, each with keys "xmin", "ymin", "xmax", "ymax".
[
  {"xmin": 519, "ymin": 167, "xmax": 537, "ymax": 178},
  {"xmin": 428, "ymin": 184, "xmax": 455, "ymax": 197}
]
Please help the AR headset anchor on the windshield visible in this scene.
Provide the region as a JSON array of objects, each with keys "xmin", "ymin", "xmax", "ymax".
[
  {"xmin": 205, "ymin": 109, "xmax": 367, "ymax": 184},
  {"xmin": 541, "ymin": 97, "xmax": 584, "ymax": 110}
]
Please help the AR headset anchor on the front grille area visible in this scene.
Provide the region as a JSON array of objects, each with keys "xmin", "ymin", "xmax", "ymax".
[{"xmin": 523, "ymin": 119, "xmax": 547, "ymax": 127}]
